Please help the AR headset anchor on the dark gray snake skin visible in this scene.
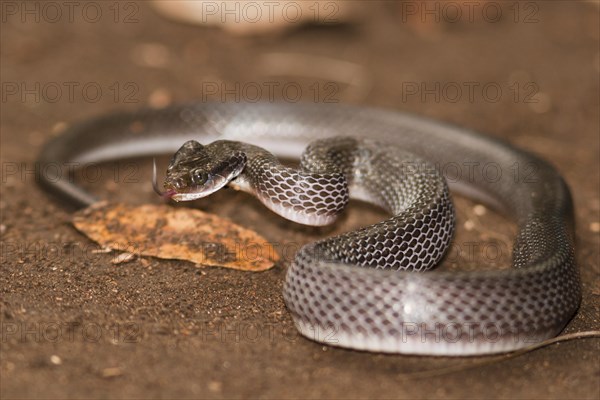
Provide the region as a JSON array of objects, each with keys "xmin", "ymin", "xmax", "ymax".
[{"xmin": 37, "ymin": 103, "xmax": 580, "ymax": 355}]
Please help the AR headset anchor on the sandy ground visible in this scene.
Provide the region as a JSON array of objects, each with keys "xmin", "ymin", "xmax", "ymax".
[{"xmin": 1, "ymin": 1, "xmax": 599, "ymax": 399}]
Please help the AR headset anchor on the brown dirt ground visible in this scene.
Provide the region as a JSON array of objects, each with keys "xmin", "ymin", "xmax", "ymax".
[{"xmin": 1, "ymin": 1, "xmax": 599, "ymax": 399}]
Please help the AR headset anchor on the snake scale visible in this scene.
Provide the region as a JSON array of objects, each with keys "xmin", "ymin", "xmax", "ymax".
[{"xmin": 37, "ymin": 102, "xmax": 580, "ymax": 355}]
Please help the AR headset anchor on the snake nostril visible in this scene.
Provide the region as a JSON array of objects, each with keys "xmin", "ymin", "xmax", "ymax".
[{"xmin": 171, "ymin": 178, "xmax": 183, "ymax": 190}]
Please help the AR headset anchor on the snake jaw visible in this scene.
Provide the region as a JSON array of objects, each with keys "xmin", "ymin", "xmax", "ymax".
[
  {"xmin": 154, "ymin": 161, "xmax": 237, "ymax": 202},
  {"xmin": 168, "ymin": 177, "xmax": 228, "ymax": 202}
]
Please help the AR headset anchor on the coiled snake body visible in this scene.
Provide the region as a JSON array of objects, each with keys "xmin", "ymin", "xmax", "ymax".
[{"xmin": 37, "ymin": 103, "xmax": 580, "ymax": 355}]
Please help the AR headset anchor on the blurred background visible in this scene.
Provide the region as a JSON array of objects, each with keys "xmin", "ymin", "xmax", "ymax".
[{"xmin": 1, "ymin": 1, "xmax": 599, "ymax": 399}]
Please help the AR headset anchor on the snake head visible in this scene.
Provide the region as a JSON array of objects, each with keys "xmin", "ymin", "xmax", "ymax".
[{"xmin": 154, "ymin": 140, "xmax": 247, "ymax": 202}]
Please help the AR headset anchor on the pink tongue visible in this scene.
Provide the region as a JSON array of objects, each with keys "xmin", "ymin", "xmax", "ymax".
[{"xmin": 163, "ymin": 189, "xmax": 177, "ymax": 199}]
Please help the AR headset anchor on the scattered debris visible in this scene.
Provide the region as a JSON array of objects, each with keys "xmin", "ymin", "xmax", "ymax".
[
  {"xmin": 111, "ymin": 252, "xmax": 136, "ymax": 265},
  {"xmin": 101, "ymin": 367, "xmax": 123, "ymax": 378}
]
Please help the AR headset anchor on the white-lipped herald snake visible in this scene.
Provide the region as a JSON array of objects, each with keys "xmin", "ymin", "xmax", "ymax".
[{"xmin": 37, "ymin": 103, "xmax": 580, "ymax": 355}]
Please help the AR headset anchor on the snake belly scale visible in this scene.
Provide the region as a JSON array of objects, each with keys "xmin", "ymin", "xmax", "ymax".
[{"xmin": 36, "ymin": 103, "xmax": 581, "ymax": 355}]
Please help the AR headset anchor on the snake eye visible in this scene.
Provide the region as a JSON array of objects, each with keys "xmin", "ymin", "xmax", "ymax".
[{"xmin": 191, "ymin": 169, "xmax": 208, "ymax": 185}]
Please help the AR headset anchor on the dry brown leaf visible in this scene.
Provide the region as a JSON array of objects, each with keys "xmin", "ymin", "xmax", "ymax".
[{"xmin": 73, "ymin": 202, "xmax": 279, "ymax": 271}]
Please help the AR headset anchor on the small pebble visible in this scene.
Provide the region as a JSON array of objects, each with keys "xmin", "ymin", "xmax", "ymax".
[
  {"xmin": 148, "ymin": 88, "xmax": 172, "ymax": 109},
  {"xmin": 52, "ymin": 122, "xmax": 67, "ymax": 135},
  {"xmin": 91, "ymin": 247, "xmax": 112, "ymax": 254},
  {"xmin": 104, "ymin": 181, "xmax": 119, "ymax": 193},
  {"xmin": 50, "ymin": 355, "xmax": 62, "ymax": 365},
  {"xmin": 101, "ymin": 367, "xmax": 123, "ymax": 378},
  {"xmin": 473, "ymin": 205, "xmax": 487, "ymax": 216},
  {"xmin": 208, "ymin": 381, "xmax": 222, "ymax": 393},
  {"xmin": 112, "ymin": 252, "xmax": 135, "ymax": 264},
  {"xmin": 464, "ymin": 220, "xmax": 475, "ymax": 231}
]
